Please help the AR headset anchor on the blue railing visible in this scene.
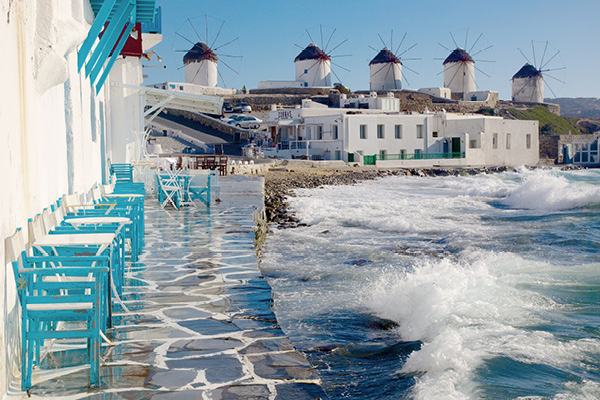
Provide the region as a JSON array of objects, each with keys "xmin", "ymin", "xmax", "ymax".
[{"xmin": 141, "ymin": 6, "xmax": 161, "ymax": 34}]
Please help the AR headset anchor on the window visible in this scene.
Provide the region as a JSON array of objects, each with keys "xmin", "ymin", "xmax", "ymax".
[
  {"xmin": 400, "ymin": 149, "xmax": 406, "ymax": 159},
  {"xmin": 493, "ymin": 133, "xmax": 498, "ymax": 149},
  {"xmin": 433, "ymin": 131, "xmax": 438, "ymax": 138},
  {"xmin": 360, "ymin": 125, "xmax": 367, "ymax": 139},
  {"xmin": 332, "ymin": 125, "xmax": 339, "ymax": 140},
  {"xmin": 469, "ymin": 140, "xmax": 477, "ymax": 148},
  {"xmin": 317, "ymin": 126, "xmax": 323, "ymax": 140},
  {"xmin": 416, "ymin": 124, "xmax": 424, "ymax": 139},
  {"xmin": 377, "ymin": 124, "xmax": 385, "ymax": 139},
  {"xmin": 179, "ymin": 86, "xmax": 184, "ymax": 90},
  {"xmin": 526, "ymin": 134, "xmax": 531, "ymax": 149},
  {"xmin": 335, "ymin": 150, "xmax": 341, "ymax": 160},
  {"xmin": 395, "ymin": 125, "xmax": 402, "ymax": 139},
  {"xmin": 506, "ymin": 133, "xmax": 511, "ymax": 150},
  {"xmin": 304, "ymin": 69, "xmax": 308, "ymax": 74},
  {"xmin": 414, "ymin": 149, "xmax": 422, "ymax": 158},
  {"xmin": 379, "ymin": 150, "xmax": 387, "ymax": 159}
]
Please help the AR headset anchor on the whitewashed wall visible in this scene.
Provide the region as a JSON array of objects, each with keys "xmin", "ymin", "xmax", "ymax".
[
  {"xmin": 295, "ymin": 59, "xmax": 331, "ymax": 87},
  {"xmin": 184, "ymin": 59, "xmax": 218, "ymax": 88},
  {"xmin": 0, "ymin": 0, "xmax": 136, "ymax": 394}
]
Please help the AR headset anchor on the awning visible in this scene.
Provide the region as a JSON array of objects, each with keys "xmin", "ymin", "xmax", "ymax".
[{"xmin": 77, "ymin": 0, "xmax": 157, "ymax": 93}]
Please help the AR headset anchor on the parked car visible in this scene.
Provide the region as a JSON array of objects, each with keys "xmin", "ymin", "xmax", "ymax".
[
  {"xmin": 225, "ymin": 115, "xmax": 245, "ymax": 124},
  {"xmin": 236, "ymin": 116, "xmax": 263, "ymax": 129},
  {"xmin": 233, "ymin": 102, "xmax": 252, "ymax": 113},
  {"xmin": 222, "ymin": 102, "xmax": 233, "ymax": 113}
]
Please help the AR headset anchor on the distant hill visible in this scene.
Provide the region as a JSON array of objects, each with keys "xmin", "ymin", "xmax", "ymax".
[{"xmin": 545, "ymin": 97, "xmax": 600, "ymax": 118}]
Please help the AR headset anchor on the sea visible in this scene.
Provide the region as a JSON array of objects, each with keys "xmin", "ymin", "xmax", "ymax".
[{"xmin": 259, "ymin": 167, "xmax": 600, "ymax": 399}]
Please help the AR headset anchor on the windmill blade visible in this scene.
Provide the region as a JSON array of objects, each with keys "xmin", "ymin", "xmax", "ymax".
[
  {"xmin": 401, "ymin": 58, "xmax": 421, "ymax": 61},
  {"xmin": 176, "ymin": 32, "xmax": 196, "ymax": 46},
  {"xmin": 395, "ymin": 32, "xmax": 407, "ymax": 55},
  {"xmin": 320, "ymin": 25, "xmax": 324, "ymax": 50},
  {"xmin": 214, "ymin": 37, "xmax": 239, "ymax": 51},
  {"xmin": 219, "ymin": 58, "xmax": 239, "ymax": 75},
  {"xmin": 468, "ymin": 33, "xmax": 483, "ymax": 54},
  {"xmin": 216, "ymin": 53, "xmax": 243, "ymax": 58},
  {"xmin": 189, "ymin": 58, "xmax": 204, "ymax": 83},
  {"xmin": 470, "ymin": 45, "xmax": 492, "ymax": 58},
  {"xmin": 543, "ymin": 73, "xmax": 565, "ymax": 84},
  {"xmin": 543, "ymin": 76, "xmax": 559, "ymax": 98},
  {"xmin": 217, "ymin": 67, "xmax": 229, "ymax": 88},
  {"xmin": 306, "ymin": 29, "xmax": 316, "ymax": 45},
  {"xmin": 331, "ymin": 61, "xmax": 350, "ymax": 72},
  {"xmin": 205, "ymin": 15, "xmax": 209, "ymax": 46},
  {"xmin": 531, "ymin": 41, "xmax": 538, "ymax": 68},
  {"xmin": 541, "ymin": 67, "xmax": 566, "ymax": 73},
  {"xmin": 295, "ymin": 43, "xmax": 305, "ymax": 50},
  {"xmin": 378, "ymin": 33, "xmax": 387, "ymax": 48},
  {"xmin": 174, "ymin": 49, "xmax": 192, "ymax": 52},
  {"xmin": 324, "ymin": 28, "xmax": 336, "ymax": 52},
  {"xmin": 438, "ymin": 42, "xmax": 450, "ymax": 51},
  {"xmin": 397, "ymin": 43, "xmax": 417, "ymax": 58},
  {"xmin": 473, "ymin": 59, "xmax": 495, "ymax": 63},
  {"xmin": 540, "ymin": 49, "xmax": 560, "ymax": 70},
  {"xmin": 474, "ymin": 65, "xmax": 491, "ymax": 78},
  {"xmin": 402, "ymin": 72, "xmax": 411, "ymax": 87},
  {"xmin": 539, "ymin": 41, "xmax": 549, "ymax": 69},
  {"xmin": 464, "ymin": 28, "xmax": 469, "ymax": 49},
  {"xmin": 330, "ymin": 66, "xmax": 344, "ymax": 86},
  {"xmin": 513, "ymin": 78, "xmax": 531, "ymax": 97},
  {"xmin": 383, "ymin": 63, "xmax": 393, "ymax": 81},
  {"xmin": 311, "ymin": 60, "xmax": 321, "ymax": 86},
  {"xmin": 390, "ymin": 30, "xmax": 393, "ymax": 53},
  {"xmin": 210, "ymin": 20, "xmax": 225, "ymax": 49},
  {"xmin": 403, "ymin": 64, "xmax": 420, "ymax": 75},
  {"xmin": 328, "ymin": 39, "xmax": 348, "ymax": 54},
  {"xmin": 449, "ymin": 31, "xmax": 459, "ymax": 48},
  {"xmin": 438, "ymin": 62, "xmax": 459, "ymax": 76},
  {"xmin": 187, "ymin": 18, "xmax": 203, "ymax": 43},
  {"xmin": 517, "ymin": 47, "xmax": 534, "ymax": 65},
  {"xmin": 330, "ymin": 54, "xmax": 352, "ymax": 58},
  {"xmin": 369, "ymin": 45, "xmax": 378, "ymax": 52}
]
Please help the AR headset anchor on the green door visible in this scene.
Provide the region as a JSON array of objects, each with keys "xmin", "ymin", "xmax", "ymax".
[
  {"xmin": 348, "ymin": 153, "xmax": 354, "ymax": 163},
  {"xmin": 364, "ymin": 155, "xmax": 376, "ymax": 165},
  {"xmin": 452, "ymin": 138, "xmax": 461, "ymax": 158}
]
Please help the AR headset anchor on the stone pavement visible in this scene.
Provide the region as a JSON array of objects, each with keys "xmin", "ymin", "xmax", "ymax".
[{"xmin": 8, "ymin": 176, "xmax": 328, "ymax": 400}]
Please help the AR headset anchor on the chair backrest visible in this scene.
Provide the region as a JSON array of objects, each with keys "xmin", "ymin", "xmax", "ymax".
[
  {"xmin": 63, "ymin": 193, "xmax": 82, "ymax": 212},
  {"xmin": 101, "ymin": 183, "xmax": 114, "ymax": 195},
  {"xmin": 41, "ymin": 208, "xmax": 55, "ymax": 232},
  {"xmin": 5, "ymin": 228, "xmax": 26, "ymax": 278},
  {"xmin": 110, "ymin": 163, "xmax": 134, "ymax": 183},
  {"xmin": 92, "ymin": 187, "xmax": 104, "ymax": 204},
  {"xmin": 28, "ymin": 214, "xmax": 46, "ymax": 245}
]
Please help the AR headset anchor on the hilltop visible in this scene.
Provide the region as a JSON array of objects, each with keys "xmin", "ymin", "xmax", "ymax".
[{"xmin": 545, "ymin": 97, "xmax": 600, "ymax": 118}]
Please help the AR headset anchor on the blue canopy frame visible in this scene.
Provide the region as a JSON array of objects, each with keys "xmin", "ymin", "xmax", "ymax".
[{"xmin": 77, "ymin": 0, "xmax": 157, "ymax": 94}]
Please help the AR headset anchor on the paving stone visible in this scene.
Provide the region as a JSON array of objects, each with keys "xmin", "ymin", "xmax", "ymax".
[
  {"xmin": 208, "ymin": 384, "xmax": 272, "ymax": 400},
  {"xmin": 167, "ymin": 338, "xmax": 244, "ymax": 358},
  {"xmin": 239, "ymin": 338, "xmax": 295, "ymax": 354},
  {"xmin": 178, "ymin": 318, "xmax": 242, "ymax": 335},
  {"xmin": 163, "ymin": 307, "xmax": 212, "ymax": 320},
  {"xmin": 165, "ymin": 355, "xmax": 244, "ymax": 383}
]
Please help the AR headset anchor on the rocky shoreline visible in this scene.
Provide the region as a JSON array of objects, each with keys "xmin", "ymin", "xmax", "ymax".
[{"xmin": 261, "ymin": 165, "xmax": 585, "ymax": 229}]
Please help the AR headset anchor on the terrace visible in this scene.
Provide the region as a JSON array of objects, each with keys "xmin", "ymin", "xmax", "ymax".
[{"xmin": 6, "ymin": 175, "xmax": 327, "ymax": 399}]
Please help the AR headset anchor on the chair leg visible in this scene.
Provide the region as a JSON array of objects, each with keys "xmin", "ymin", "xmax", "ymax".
[{"xmin": 21, "ymin": 318, "xmax": 30, "ymax": 391}]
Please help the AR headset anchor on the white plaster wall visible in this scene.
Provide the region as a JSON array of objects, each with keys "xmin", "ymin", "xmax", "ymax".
[
  {"xmin": 369, "ymin": 63, "xmax": 402, "ymax": 91},
  {"xmin": 184, "ymin": 59, "xmax": 218, "ymax": 88},
  {"xmin": 443, "ymin": 61, "xmax": 476, "ymax": 94},
  {"xmin": 295, "ymin": 59, "xmax": 331, "ymax": 87},
  {"xmin": 108, "ymin": 57, "xmax": 144, "ymax": 163},
  {"xmin": 0, "ymin": 0, "xmax": 109, "ymax": 394},
  {"xmin": 153, "ymin": 82, "xmax": 236, "ymax": 96},
  {"xmin": 512, "ymin": 76, "xmax": 544, "ymax": 103}
]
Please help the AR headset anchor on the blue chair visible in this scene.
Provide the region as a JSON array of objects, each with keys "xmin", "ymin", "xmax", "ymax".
[{"xmin": 5, "ymin": 228, "xmax": 109, "ymax": 392}]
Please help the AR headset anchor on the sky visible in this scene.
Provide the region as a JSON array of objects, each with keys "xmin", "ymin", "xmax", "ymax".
[{"xmin": 143, "ymin": 0, "xmax": 600, "ymax": 100}]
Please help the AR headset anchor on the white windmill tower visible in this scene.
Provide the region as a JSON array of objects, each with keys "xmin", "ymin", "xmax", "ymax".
[
  {"xmin": 184, "ymin": 41, "xmax": 218, "ymax": 87},
  {"xmin": 369, "ymin": 32, "xmax": 419, "ymax": 91},
  {"xmin": 295, "ymin": 43, "xmax": 331, "ymax": 87},
  {"xmin": 173, "ymin": 16, "xmax": 242, "ymax": 89},
  {"xmin": 293, "ymin": 26, "xmax": 350, "ymax": 88},
  {"xmin": 370, "ymin": 48, "xmax": 402, "ymax": 91},
  {"xmin": 437, "ymin": 29, "xmax": 494, "ymax": 96},
  {"xmin": 512, "ymin": 41, "xmax": 565, "ymax": 103},
  {"xmin": 443, "ymin": 48, "xmax": 476, "ymax": 94}
]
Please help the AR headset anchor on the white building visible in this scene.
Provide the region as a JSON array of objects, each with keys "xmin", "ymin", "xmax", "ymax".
[
  {"xmin": 369, "ymin": 48, "xmax": 402, "ymax": 91},
  {"xmin": 340, "ymin": 92, "xmax": 400, "ymax": 111},
  {"xmin": 258, "ymin": 43, "xmax": 332, "ymax": 89},
  {"xmin": 512, "ymin": 63, "xmax": 544, "ymax": 103},
  {"xmin": 443, "ymin": 48, "xmax": 476, "ymax": 95},
  {"xmin": 263, "ymin": 100, "xmax": 539, "ymax": 167}
]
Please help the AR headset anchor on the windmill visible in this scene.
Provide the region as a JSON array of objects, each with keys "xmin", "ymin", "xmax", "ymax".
[
  {"xmin": 294, "ymin": 25, "xmax": 350, "ymax": 87},
  {"xmin": 436, "ymin": 29, "xmax": 494, "ymax": 95},
  {"xmin": 368, "ymin": 31, "xmax": 419, "ymax": 91},
  {"xmin": 512, "ymin": 41, "xmax": 565, "ymax": 103},
  {"xmin": 172, "ymin": 15, "xmax": 242, "ymax": 88}
]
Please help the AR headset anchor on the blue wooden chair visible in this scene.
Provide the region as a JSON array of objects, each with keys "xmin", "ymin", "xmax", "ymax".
[
  {"xmin": 185, "ymin": 170, "xmax": 212, "ymax": 207},
  {"xmin": 5, "ymin": 228, "xmax": 109, "ymax": 392}
]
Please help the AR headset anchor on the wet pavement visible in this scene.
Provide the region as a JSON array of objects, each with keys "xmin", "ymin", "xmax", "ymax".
[{"xmin": 8, "ymin": 176, "xmax": 328, "ymax": 400}]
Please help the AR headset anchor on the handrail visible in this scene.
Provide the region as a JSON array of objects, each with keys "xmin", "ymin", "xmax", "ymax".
[{"xmin": 374, "ymin": 152, "xmax": 466, "ymax": 161}]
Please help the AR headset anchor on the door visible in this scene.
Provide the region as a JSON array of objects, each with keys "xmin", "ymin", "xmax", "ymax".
[{"xmin": 452, "ymin": 137, "xmax": 461, "ymax": 158}]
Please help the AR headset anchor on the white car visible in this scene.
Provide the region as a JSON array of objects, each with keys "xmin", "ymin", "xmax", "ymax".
[{"xmin": 235, "ymin": 116, "xmax": 263, "ymax": 129}]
